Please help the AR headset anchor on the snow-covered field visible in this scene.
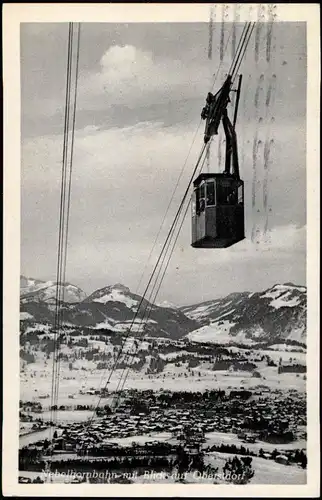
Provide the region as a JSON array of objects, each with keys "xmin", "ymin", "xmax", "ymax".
[
  {"xmin": 188, "ymin": 325, "xmax": 307, "ymax": 347},
  {"xmin": 20, "ymin": 360, "xmax": 306, "ymax": 408},
  {"xmin": 205, "ymin": 453, "xmax": 306, "ymax": 485},
  {"xmin": 19, "ymin": 428, "xmax": 60, "ymax": 448},
  {"xmin": 187, "ymin": 322, "xmax": 259, "ymax": 345},
  {"xmin": 20, "ymin": 331, "xmax": 306, "ymax": 419},
  {"xmin": 19, "ymin": 452, "xmax": 306, "ymax": 485},
  {"xmin": 131, "ymin": 453, "xmax": 306, "ymax": 484},
  {"xmin": 104, "ymin": 432, "xmax": 176, "ymax": 447},
  {"xmin": 20, "ymin": 422, "xmax": 35, "ymax": 435},
  {"xmin": 204, "ymin": 431, "xmax": 306, "ymax": 453}
]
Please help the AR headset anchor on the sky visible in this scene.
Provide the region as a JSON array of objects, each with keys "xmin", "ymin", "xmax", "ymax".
[{"xmin": 20, "ymin": 20, "xmax": 307, "ymax": 306}]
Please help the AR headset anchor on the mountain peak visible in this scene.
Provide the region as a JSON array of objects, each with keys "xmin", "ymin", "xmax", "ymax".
[
  {"xmin": 269, "ymin": 282, "xmax": 306, "ymax": 291},
  {"xmin": 268, "ymin": 283, "xmax": 307, "ymax": 293},
  {"xmin": 112, "ymin": 283, "xmax": 131, "ymax": 293},
  {"xmin": 85, "ymin": 283, "xmax": 137, "ymax": 308}
]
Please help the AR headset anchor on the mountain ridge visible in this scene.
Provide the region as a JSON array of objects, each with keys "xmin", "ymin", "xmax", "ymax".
[
  {"xmin": 20, "ymin": 277, "xmax": 197, "ymax": 339},
  {"xmin": 20, "ymin": 276, "xmax": 306, "ymax": 345},
  {"xmin": 183, "ymin": 283, "xmax": 306, "ymax": 345}
]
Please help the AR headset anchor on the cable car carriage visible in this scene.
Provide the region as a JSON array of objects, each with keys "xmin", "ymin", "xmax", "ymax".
[{"xmin": 191, "ymin": 75, "xmax": 245, "ymax": 248}]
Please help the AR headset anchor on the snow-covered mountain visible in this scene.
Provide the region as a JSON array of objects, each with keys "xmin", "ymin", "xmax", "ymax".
[
  {"xmin": 20, "ymin": 281, "xmax": 197, "ymax": 339},
  {"xmin": 182, "ymin": 283, "xmax": 307, "ymax": 345},
  {"xmin": 86, "ymin": 284, "xmax": 139, "ymax": 308},
  {"xmin": 20, "ymin": 276, "xmax": 306, "ymax": 345},
  {"xmin": 20, "ymin": 275, "xmax": 53, "ymax": 296},
  {"xmin": 20, "ymin": 275, "xmax": 87, "ymax": 304}
]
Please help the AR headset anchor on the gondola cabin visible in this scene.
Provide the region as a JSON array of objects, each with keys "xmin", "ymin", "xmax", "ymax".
[{"xmin": 191, "ymin": 173, "xmax": 245, "ymax": 248}]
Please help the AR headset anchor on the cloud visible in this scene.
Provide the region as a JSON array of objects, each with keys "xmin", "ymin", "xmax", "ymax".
[
  {"xmin": 21, "ymin": 119, "xmax": 202, "ymax": 285},
  {"xmin": 22, "ymin": 112, "xmax": 305, "ymax": 184},
  {"xmin": 22, "ymin": 114, "xmax": 306, "ymax": 238},
  {"xmin": 154, "ymin": 223, "xmax": 306, "ymax": 304},
  {"xmin": 168, "ymin": 223, "xmax": 306, "ymax": 272},
  {"xmin": 261, "ymin": 223, "xmax": 306, "ymax": 251},
  {"xmin": 78, "ymin": 44, "xmax": 211, "ymax": 111},
  {"xmin": 75, "ymin": 33, "xmax": 306, "ymax": 120},
  {"xmin": 22, "ymin": 120, "xmax": 200, "ymax": 193},
  {"xmin": 21, "ymin": 117, "xmax": 306, "ymax": 302},
  {"xmin": 222, "ymin": 223, "xmax": 306, "ymax": 258},
  {"xmin": 21, "ymin": 21, "xmax": 307, "ymax": 139},
  {"xmin": 21, "ymin": 112, "xmax": 306, "ymax": 270}
]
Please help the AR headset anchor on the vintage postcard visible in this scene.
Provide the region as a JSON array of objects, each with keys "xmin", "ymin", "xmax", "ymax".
[{"xmin": 2, "ymin": 3, "xmax": 320, "ymax": 497}]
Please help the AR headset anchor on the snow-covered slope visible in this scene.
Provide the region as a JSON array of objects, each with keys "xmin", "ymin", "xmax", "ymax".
[
  {"xmin": 183, "ymin": 284, "xmax": 307, "ymax": 345},
  {"xmin": 261, "ymin": 284, "xmax": 306, "ymax": 309},
  {"xmin": 182, "ymin": 292, "xmax": 251, "ymax": 323}
]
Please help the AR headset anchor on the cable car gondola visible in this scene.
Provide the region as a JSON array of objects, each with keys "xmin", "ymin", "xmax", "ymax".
[{"xmin": 191, "ymin": 74, "xmax": 245, "ymax": 248}]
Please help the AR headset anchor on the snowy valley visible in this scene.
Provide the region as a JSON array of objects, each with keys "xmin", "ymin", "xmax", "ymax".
[{"xmin": 19, "ymin": 276, "xmax": 307, "ymax": 485}]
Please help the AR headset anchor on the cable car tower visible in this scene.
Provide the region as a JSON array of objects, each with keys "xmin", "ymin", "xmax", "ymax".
[{"xmin": 191, "ymin": 72, "xmax": 245, "ymax": 249}]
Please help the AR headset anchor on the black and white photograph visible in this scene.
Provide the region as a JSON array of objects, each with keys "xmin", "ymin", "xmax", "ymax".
[{"xmin": 2, "ymin": 3, "xmax": 320, "ymax": 496}]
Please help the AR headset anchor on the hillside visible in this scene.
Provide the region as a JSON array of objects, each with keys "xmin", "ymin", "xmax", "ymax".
[{"xmin": 182, "ymin": 284, "xmax": 307, "ymax": 345}]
